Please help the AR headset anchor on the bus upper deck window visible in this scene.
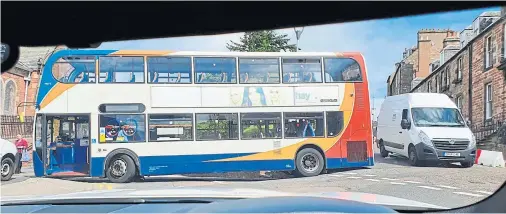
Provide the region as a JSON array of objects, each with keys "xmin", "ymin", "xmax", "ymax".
[
  {"xmin": 194, "ymin": 57, "xmax": 237, "ymax": 84},
  {"xmin": 147, "ymin": 57, "xmax": 192, "ymax": 83},
  {"xmin": 324, "ymin": 58, "xmax": 363, "ymax": 82},
  {"xmin": 99, "ymin": 56, "xmax": 145, "ymax": 83},
  {"xmin": 239, "ymin": 58, "xmax": 280, "ymax": 84},
  {"xmin": 52, "ymin": 56, "xmax": 96, "ymax": 84},
  {"xmin": 281, "ymin": 58, "xmax": 322, "ymax": 84}
]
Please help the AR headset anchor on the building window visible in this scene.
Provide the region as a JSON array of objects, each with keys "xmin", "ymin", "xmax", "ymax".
[
  {"xmin": 456, "ymin": 96, "xmax": 462, "ymax": 110},
  {"xmin": 3, "ymin": 80, "xmax": 16, "ymax": 115},
  {"xmin": 485, "ymin": 35, "xmax": 495, "ymax": 69},
  {"xmin": 239, "ymin": 58, "xmax": 280, "ymax": 84},
  {"xmin": 503, "ymin": 23, "xmax": 506, "ymax": 59},
  {"xmin": 240, "ymin": 112, "xmax": 282, "ymax": 139},
  {"xmin": 427, "ymin": 80, "xmax": 432, "ymax": 93},
  {"xmin": 485, "ymin": 83, "xmax": 493, "ymax": 120},
  {"xmin": 282, "ymin": 58, "xmax": 322, "ymax": 83},
  {"xmin": 457, "ymin": 57, "xmax": 463, "ymax": 80},
  {"xmin": 196, "ymin": 113, "xmax": 238, "ymax": 140},
  {"xmin": 284, "ymin": 112, "xmax": 324, "ymax": 138},
  {"xmin": 436, "ymin": 76, "xmax": 440, "ymax": 93},
  {"xmin": 99, "ymin": 56, "xmax": 145, "ymax": 83},
  {"xmin": 99, "ymin": 114, "xmax": 146, "ymax": 143},
  {"xmin": 148, "ymin": 114, "xmax": 193, "ymax": 141},
  {"xmin": 445, "ymin": 67, "xmax": 450, "ymax": 89}
]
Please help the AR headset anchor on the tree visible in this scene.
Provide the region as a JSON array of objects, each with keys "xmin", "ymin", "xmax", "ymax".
[{"xmin": 226, "ymin": 30, "xmax": 296, "ymax": 52}]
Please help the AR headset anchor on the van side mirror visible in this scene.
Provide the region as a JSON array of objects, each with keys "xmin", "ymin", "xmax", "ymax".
[
  {"xmin": 466, "ymin": 120, "xmax": 471, "ymax": 127},
  {"xmin": 401, "ymin": 119, "xmax": 411, "ymax": 129}
]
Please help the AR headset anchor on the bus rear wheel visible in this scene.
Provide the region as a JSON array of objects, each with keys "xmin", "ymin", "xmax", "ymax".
[
  {"xmin": 106, "ymin": 154, "xmax": 136, "ymax": 183},
  {"xmin": 294, "ymin": 148, "xmax": 324, "ymax": 177}
]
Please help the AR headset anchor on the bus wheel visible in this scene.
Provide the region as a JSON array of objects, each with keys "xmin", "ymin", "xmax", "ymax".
[
  {"xmin": 1, "ymin": 157, "xmax": 14, "ymax": 181},
  {"xmin": 295, "ymin": 148, "xmax": 324, "ymax": 177},
  {"xmin": 106, "ymin": 154, "xmax": 136, "ymax": 183}
]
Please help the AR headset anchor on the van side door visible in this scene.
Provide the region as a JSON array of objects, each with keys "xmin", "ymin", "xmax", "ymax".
[{"xmin": 398, "ymin": 109, "xmax": 412, "ymax": 157}]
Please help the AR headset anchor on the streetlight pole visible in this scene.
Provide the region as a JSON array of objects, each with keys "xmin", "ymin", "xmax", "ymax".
[{"xmin": 294, "ymin": 27, "xmax": 305, "ymax": 52}]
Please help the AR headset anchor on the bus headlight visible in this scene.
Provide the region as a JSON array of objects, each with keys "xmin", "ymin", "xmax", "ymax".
[
  {"xmin": 418, "ymin": 131, "xmax": 433, "ymax": 148},
  {"xmin": 469, "ymin": 134, "xmax": 476, "ymax": 149}
]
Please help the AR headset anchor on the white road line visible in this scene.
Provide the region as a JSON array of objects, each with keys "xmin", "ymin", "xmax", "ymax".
[
  {"xmin": 453, "ymin": 192, "xmax": 485, "ymax": 197},
  {"xmin": 475, "ymin": 190, "xmax": 494, "ymax": 195},
  {"xmin": 403, "ymin": 181, "xmax": 422, "ymax": 184},
  {"xmin": 437, "ymin": 185, "xmax": 460, "ymax": 190},
  {"xmin": 212, "ymin": 181, "xmax": 226, "ymax": 184},
  {"xmin": 347, "ymin": 176, "xmax": 362, "ymax": 179},
  {"xmin": 365, "ymin": 179, "xmax": 381, "ymax": 182},
  {"xmin": 417, "ymin": 186, "xmax": 442, "ymax": 190},
  {"xmin": 328, "ymin": 174, "xmax": 344, "ymax": 177},
  {"xmin": 342, "ymin": 172, "xmax": 357, "ymax": 175},
  {"xmin": 363, "ymin": 174, "xmax": 377, "ymax": 177},
  {"xmin": 381, "ymin": 178, "xmax": 399, "ymax": 181},
  {"xmin": 390, "ymin": 182, "xmax": 407, "ymax": 185}
]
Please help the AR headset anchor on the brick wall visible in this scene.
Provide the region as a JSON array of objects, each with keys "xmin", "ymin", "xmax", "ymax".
[
  {"xmin": 471, "ymin": 20, "xmax": 506, "ymax": 124},
  {"xmin": 1, "ymin": 70, "xmax": 40, "ymax": 117}
]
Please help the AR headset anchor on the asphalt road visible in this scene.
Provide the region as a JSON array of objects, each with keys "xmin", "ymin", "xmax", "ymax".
[{"xmin": 2, "ymin": 150, "xmax": 506, "ymax": 209}]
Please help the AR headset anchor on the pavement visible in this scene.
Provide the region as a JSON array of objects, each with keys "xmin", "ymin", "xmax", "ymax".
[{"xmin": 2, "ymin": 149, "xmax": 506, "ymax": 209}]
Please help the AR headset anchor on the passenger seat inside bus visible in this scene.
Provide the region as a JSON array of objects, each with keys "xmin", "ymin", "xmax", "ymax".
[{"xmin": 151, "ymin": 71, "xmax": 159, "ymax": 83}]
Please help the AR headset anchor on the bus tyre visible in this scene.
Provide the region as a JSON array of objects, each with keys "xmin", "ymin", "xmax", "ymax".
[
  {"xmin": 379, "ymin": 142, "xmax": 389, "ymax": 158},
  {"xmin": 106, "ymin": 154, "xmax": 137, "ymax": 183},
  {"xmin": 295, "ymin": 148, "xmax": 324, "ymax": 177},
  {"xmin": 1, "ymin": 157, "xmax": 14, "ymax": 181}
]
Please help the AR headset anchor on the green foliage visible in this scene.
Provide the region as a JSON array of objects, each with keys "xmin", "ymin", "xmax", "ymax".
[{"xmin": 226, "ymin": 30, "xmax": 296, "ymax": 52}]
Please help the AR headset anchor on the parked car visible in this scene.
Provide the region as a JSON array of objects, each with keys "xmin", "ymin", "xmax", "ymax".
[
  {"xmin": 376, "ymin": 93, "xmax": 476, "ymax": 167},
  {"xmin": 1, "ymin": 138, "xmax": 17, "ymax": 181}
]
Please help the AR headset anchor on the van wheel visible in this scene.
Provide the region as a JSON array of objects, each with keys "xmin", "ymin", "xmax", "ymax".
[
  {"xmin": 1, "ymin": 157, "xmax": 15, "ymax": 181},
  {"xmin": 408, "ymin": 146, "xmax": 423, "ymax": 166},
  {"xmin": 294, "ymin": 148, "xmax": 325, "ymax": 177},
  {"xmin": 379, "ymin": 142, "xmax": 389, "ymax": 158},
  {"xmin": 106, "ymin": 154, "xmax": 136, "ymax": 183}
]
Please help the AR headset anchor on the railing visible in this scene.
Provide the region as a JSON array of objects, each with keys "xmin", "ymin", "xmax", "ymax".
[
  {"xmin": 471, "ymin": 113, "xmax": 506, "ymax": 142},
  {"xmin": 0, "ymin": 115, "xmax": 34, "ymax": 140}
]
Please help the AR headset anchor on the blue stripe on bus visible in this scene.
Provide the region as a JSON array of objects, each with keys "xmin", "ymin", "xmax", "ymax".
[{"xmin": 90, "ymin": 155, "xmax": 374, "ymax": 177}]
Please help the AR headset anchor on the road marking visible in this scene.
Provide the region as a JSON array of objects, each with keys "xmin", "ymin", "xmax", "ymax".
[
  {"xmin": 365, "ymin": 179, "xmax": 381, "ymax": 182},
  {"xmin": 342, "ymin": 172, "xmax": 357, "ymax": 175},
  {"xmin": 381, "ymin": 178, "xmax": 399, "ymax": 181},
  {"xmin": 328, "ymin": 174, "xmax": 344, "ymax": 177},
  {"xmin": 475, "ymin": 190, "xmax": 494, "ymax": 195},
  {"xmin": 437, "ymin": 185, "xmax": 459, "ymax": 190},
  {"xmin": 453, "ymin": 192, "xmax": 485, "ymax": 197},
  {"xmin": 347, "ymin": 176, "xmax": 362, "ymax": 179},
  {"xmin": 417, "ymin": 186, "xmax": 442, "ymax": 190},
  {"xmin": 363, "ymin": 174, "xmax": 377, "ymax": 177},
  {"xmin": 212, "ymin": 181, "xmax": 225, "ymax": 184},
  {"xmin": 390, "ymin": 182, "xmax": 407, "ymax": 185},
  {"xmin": 403, "ymin": 181, "xmax": 422, "ymax": 184}
]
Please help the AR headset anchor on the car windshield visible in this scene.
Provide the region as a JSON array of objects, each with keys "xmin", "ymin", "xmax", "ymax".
[
  {"xmin": 2, "ymin": 5, "xmax": 506, "ymax": 213},
  {"xmin": 411, "ymin": 107, "xmax": 466, "ymax": 127}
]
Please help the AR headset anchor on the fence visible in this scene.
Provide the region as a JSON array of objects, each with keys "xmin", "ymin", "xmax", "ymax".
[
  {"xmin": 0, "ymin": 115, "xmax": 34, "ymax": 140},
  {"xmin": 471, "ymin": 113, "xmax": 506, "ymax": 142}
]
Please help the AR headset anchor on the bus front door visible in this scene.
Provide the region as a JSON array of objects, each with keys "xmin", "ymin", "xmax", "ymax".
[{"xmin": 43, "ymin": 114, "xmax": 91, "ymax": 177}]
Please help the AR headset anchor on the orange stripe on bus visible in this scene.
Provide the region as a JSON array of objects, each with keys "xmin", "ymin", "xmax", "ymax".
[{"xmin": 40, "ymin": 83, "xmax": 76, "ymax": 109}]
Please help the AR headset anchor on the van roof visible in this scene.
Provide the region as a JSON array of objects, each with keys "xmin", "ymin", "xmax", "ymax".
[{"xmin": 385, "ymin": 93, "xmax": 457, "ymax": 108}]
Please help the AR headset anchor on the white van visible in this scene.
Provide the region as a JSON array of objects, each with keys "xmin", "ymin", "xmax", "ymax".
[
  {"xmin": 1, "ymin": 138, "xmax": 17, "ymax": 181},
  {"xmin": 376, "ymin": 93, "xmax": 476, "ymax": 167}
]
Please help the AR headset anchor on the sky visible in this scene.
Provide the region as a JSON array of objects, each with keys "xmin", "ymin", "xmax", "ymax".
[{"xmin": 96, "ymin": 7, "xmax": 500, "ymax": 120}]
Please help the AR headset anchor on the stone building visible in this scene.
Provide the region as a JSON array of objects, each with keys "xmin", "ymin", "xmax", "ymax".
[{"xmin": 387, "ymin": 29, "xmax": 456, "ymax": 96}]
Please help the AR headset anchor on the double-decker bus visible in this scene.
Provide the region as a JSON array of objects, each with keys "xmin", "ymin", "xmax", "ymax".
[{"xmin": 32, "ymin": 50, "xmax": 373, "ymax": 183}]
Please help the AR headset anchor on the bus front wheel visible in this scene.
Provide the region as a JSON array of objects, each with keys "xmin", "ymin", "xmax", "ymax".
[
  {"xmin": 294, "ymin": 148, "xmax": 324, "ymax": 177},
  {"xmin": 106, "ymin": 154, "xmax": 137, "ymax": 183}
]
